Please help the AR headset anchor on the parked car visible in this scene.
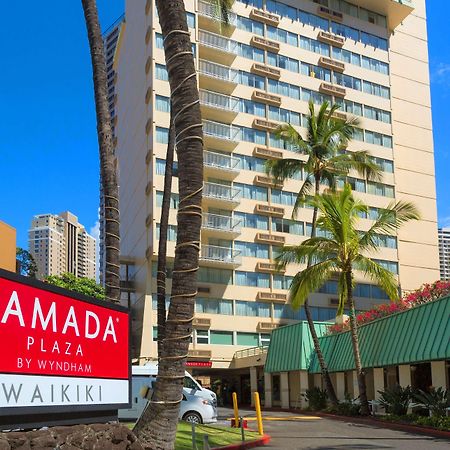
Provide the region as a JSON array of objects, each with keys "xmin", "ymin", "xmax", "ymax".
[{"xmin": 119, "ymin": 363, "xmax": 217, "ymax": 424}]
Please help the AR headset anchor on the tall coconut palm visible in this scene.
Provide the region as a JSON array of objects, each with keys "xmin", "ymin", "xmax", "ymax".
[
  {"xmin": 277, "ymin": 184, "xmax": 420, "ymax": 415},
  {"xmin": 266, "ymin": 100, "xmax": 381, "ymax": 405},
  {"xmin": 134, "ymin": 1, "xmax": 230, "ymax": 448},
  {"xmin": 81, "ymin": 0, "xmax": 120, "ymax": 303}
]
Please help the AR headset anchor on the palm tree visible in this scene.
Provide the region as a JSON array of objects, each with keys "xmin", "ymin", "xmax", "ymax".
[
  {"xmin": 134, "ymin": 1, "xmax": 231, "ymax": 448},
  {"xmin": 277, "ymin": 184, "xmax": 420, "ymax": 415},
  {"xmin": 266, "ymin": 100, "xmax": 381, "ymax": 405},
  {"xmin": 81, "ymin": 0, "xmax": 120, "ymax": 303}
]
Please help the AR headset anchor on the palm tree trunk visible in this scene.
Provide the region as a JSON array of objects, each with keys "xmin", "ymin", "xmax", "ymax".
[
  {"xmin": 304, "ymin": 178, "xmax": 338, "ymax": 406},
  {"xmin": 133, "ymin": 1, "xmax": 203, "ymax": 449},
  {"xmin": 346, "ymin": 270, "xmax": 370, "ymax": 415},
  {"xmin": 156, "ymin": 116, "xmax": 175, "ymax": 356},
  {"xmin": 81, "ymin": 0, "xmax": 120, "ymax": 303}
]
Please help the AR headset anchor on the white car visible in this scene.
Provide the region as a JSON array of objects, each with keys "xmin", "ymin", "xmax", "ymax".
[{"xmin": 119, "ymin": 363, "xmax": 217, "ymax": 424}]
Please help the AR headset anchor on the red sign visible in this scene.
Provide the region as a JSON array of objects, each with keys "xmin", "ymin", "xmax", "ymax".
[
  {"xmin": 0, "ymin": 275, "xmax": 129, "ymax": 380},
  {"xmin": 185, "ymin": 361, "xmax": 212, "ymax": 368}
]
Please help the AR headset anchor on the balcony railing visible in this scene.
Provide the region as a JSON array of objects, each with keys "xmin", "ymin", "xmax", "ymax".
[
  {"xmin": 204, "ymin": 150, "xmax": 240, "ymax": 172},
  {"xmin": 198, "ymin": 30, "xmax": 237, "ymax": 54},
  {"xmin": 202, "ymin": 213, "xmax": 242, "ymax": 233},
  {"xmin": 199, "ymin": 60, "xmax": 239, "ymax": 84},
  {"xmin": 200, "ymin": 245, "xmax": 242, "ymax": 265},
  {"xmin": 200, "ymin": 90, "xmax": 240, "ymax": 113},
  {"xmin": 198, "ymin": 0, "xmax": 237, "ymax": 25},
  {"xmin": 203, "ymin": 182, "xmax": 241, "ymax": 203},
  {"xmin": 203, "ymin": 120, "xmax": 240, "ymax": 142},
  {"xmin": 234, "ymin": 346, "xmax": 268, "ymax": 360}
]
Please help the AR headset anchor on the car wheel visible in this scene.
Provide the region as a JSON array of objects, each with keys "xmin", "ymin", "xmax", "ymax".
[{"xmin": 183, "ymin": 411, "xmax": 202, "ymax": 424}]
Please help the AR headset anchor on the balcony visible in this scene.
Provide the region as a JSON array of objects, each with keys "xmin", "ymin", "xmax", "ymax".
[
  {"xmin": 253, "ymin": 147, "xmax": 283, "ymax": 160},
  {"xmin": 255, "ymin": 233, "xmax": 285, "ymax": 246},
  {"xmin": 255, "ymin": 204, "xmax": 285, "ymax": 217},
  {"xmin": 203, "ymin": 182, "xmax": 241, "ymax": 207},
  {"xmin": 252, "ymin": 90, "xmax": 281, "ymax": 106},
  {"xmin": 318, "ymin": 56, "xmax": 345, "ymax": 73},
  {"xmin": 198, "ymin": 60, "xmax": 239, "ymax": 95},
  {"xmin": 317, "ymin": 5, "xmax": 344, "ymax": 21},
  {"xmin": 249, "ymin": 8, "xmax": 280, "ymax": 25},
  {"xmin": 200, "ymin": 245, "xmax": 242, "ymax": 267},
  {"xmin": 253, "ymin": 118, "xmax": 279, "ymax": 132},
  {"xmin": 198, "ymin": 0, "xmax": 237, "ymax": 35},
  {"xmin": 317, "ymin": 31, "xmax": 344, "ymax": 47},
  {"xmin": 200, "ymin": 89, "xmax": 240, "ymax": 122},
  {"xmin": 319, "ymin": 82, "xmax": 346, "ymax": 98},
  {"xmin": 257, "ymin": 292, "xmax": 287, "ymax": 302},
  {"xmin": 198, "ymin": 30, "xmax": 237, "ymax": 65},
  {"xmin": 204, "ymin": 151, "xmax": 240, "ymax": 179},
  {"xmin": 202, "ymin": 213, "xmax": 242, "ymax": 237},
  {"xmin": 251, "ymin": 63, "xmax": 280, "ymax": 80},
  {"xmin": 254, "ymin": 175, "xmax": 283, "ymax": 189},
  {"xmin": 250, "ymin": 36, "xmax": 280, "ymax": 53},
  {"xmin": 203, "ymin": 120, "xmax": 240, "ymax": 151},
  {"xmin": 256, "ymin": 262, "xmax": 285, "ymax": 274}
]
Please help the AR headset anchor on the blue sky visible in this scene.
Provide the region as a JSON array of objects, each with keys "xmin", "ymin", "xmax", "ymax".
[{"xmin": 0, "ymin": 1, "xmax": 449, "ymax": 250}]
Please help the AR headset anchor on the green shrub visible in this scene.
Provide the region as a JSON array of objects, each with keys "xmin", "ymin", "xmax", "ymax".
[
  {"xmin": 378, "ymin": 385, "xmax": 412, "ymax": 416},
  {"xmin": 303, "ymin": 387, "xmax": 328, "ymax": 411},
  {"xmin": 412, "ymin": 388, "xmax": 450, "ymax": 418},
  {"xmin": 414, "ymin": 415, "xmax": 450, "ymax": 431},
  {"xmin": 336, "ymin": 394, "xmax": 360, "ymax": 416}
]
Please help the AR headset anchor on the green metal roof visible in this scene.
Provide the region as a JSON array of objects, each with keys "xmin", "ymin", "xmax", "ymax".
[
  {"xmin": 309, "ymin": 296, "xmax": 450, "ymax": 373},
  {"xmin": 265, "ymin": 321, "xmax": 330, "ymax": 373}
]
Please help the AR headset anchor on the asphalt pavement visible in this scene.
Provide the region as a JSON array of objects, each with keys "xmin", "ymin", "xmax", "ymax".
[{"xmin": 217, "ymin": 407, "xmax": 450, "ymax": 450}]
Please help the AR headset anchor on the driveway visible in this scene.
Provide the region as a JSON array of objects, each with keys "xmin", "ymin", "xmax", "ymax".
[{"xmin": 217, "ymin": 408, "xmax": 450, "ymax": 450}]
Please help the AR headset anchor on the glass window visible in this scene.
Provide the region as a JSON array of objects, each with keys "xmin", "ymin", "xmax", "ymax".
[
  {"xmin": 156, "ymin": 127, "xmax": 169, "ymax": 144},
  {"xmin": 210, "ymin": 331, "xmax": 234, "ymax": 345},
  {"xmin": 235, "ymin": 271, "xmax": 270, "ymax": 287},
  {"xmin": 198, "ymin": 267, "xmax": 233, "ymax": 284},
  {"xmin": 196, "ymin": 330, "xmax": 209, "ymax": 344},
  {"xmin": 186, "ymin": 12, "xmax": 196, "ymax": 29},
  {"xmin": 235, "ymin": 300, "xmax": 270, "ymax": 317},
  {"xmin": 196, "ymin": 298, "xmax": 233, "ymax": 315},
  {"xmin": 235, "ymin": 212, "xmax": 269, "ymax": 230},
  {"xmin": 236, "ymin": 332, "xmax": 259, "ymax": 346},
  {"xmin": 155, "ymin": 95, "xmax": 170, "ymax": 113},
  {"xmin": 155, "ymin": 64, "xmax": 168, "ymax": 81},
  {"xmin": 235, "ymin": 241, "xmax": 269, "ymax": 258}
]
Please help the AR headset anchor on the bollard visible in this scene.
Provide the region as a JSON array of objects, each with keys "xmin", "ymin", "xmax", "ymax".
[
  {"xmin": 254, "ymin": 391, "xmax": 264, "ymax": 436},
  {"xmin": 203, "ymin": 434, "xmax": 210, "ymax": 450},
  {"xmin": 240, "ymin": 416, "xmax": 245, "ymax": 442},
  {"xmin": 191, "ymin": 422, "xmax": 197, "ymax": 450},
  {"xmin": 232, "ymin": 392, "xmax": 239, "ymax": 428}
]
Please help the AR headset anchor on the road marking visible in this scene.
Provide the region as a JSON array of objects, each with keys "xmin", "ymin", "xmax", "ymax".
[{"xmin": 226, "ymin": 416, "xmax": 321, "ymax": 422}]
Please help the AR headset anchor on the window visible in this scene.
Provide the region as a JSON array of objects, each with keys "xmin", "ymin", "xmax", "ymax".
[
  {"xmin": 260, "ymin": 334, "xmax": 271, "ymax": 346},
  {"xmin": 239, "ymin": 71, "xmax": 265, "ymax": 90},
  {"xmin": 238, "ymin": 43, "xmax": 264, "ymax": 62},
  {"xmin": 298, "ymin": 9, "xmax": 329, "ymax": 30},
  {"xmin": 367, "ymin": 182, "xmax": 395, "ymax": 198},
  {"xmin": 364, "ymin": 106, "xmax": 391, "ymax": 124},
  {"xmin": 235, "ymin": 241, "xmax": 269, "ymax": 258},
  {"xmin": 235, "ymin": 183, "xmax": 268, "ymax": 201},
  {"xmin": 236, "ymin": 332, "xmax": 259, "ymax": 346},
  {"xmin": 155, "ymin": 95, "xmax": 170, "ymax": 113},
  {"xmin": 155, "ymin": 33, "xmax": 164, "ymax": 49},
  {"xmin": 240, "ymin": 99, "xmax": 266, "ymax": 117},
  {"xmin": 234, "ymin": 212, "xmax": 269, "ymax": 230},
  {"xmin": 156, "ymin": 224, "xmax": 177, "ymax": 241},
  {"xmin": 374, "ymin": 259, "xmax": 398, "ymax": 274},
  {"xmin": 272, "ymin": 218, "xmax": 304, "ymax": 235},
  {"xmin": 237, "ymin": 16, "xmax": 264, "ymax": 35},
  {"xmin": 210, "ymin": 331, "xmax": 233, "ymax": 345},
  {"xmin": 331, "ymin": 22, "xmax": 359, "ymax": 41},
  {"xmin": 156, "ymin": 191, "xmax": 179, "ymax": 209},
  {"xmin": 236, "ymin": 271, "xmax": 270, "ymax": 287},
  {"xmin": 363, "ymin": 81, "xmax": 390, "ymax": 99},
  {"xmin": 273, "ymin": 275, "xmax": 294, "ymax": 290},
  {"xmin": 271, "ymin": 189, "xmax": 297, "ymax": 206},
  {"xmin": 156, "ymin": 127, "xmax": 169, "ymax": 144},
  {"xmin": 268, "ymin": 106, "xmax": 301, "ymax": 126},
  {"xmin": 300, "ymin": 36, "xmax": 330, "ymax": 56},
  {"xmin": 361, "ymin": 31, "xmax": 388, "ymax": 51},
  {"xmin": 333, "ymin": 73, "xmax": 361, "ymax": 91},
  {"xmin": 198, "ymin": 267, "xmax": 233, "ymax": 284},
  {"xmin": 267, "ymin": 52, "xmax": 299, "ymax": 73},
  {"xmin": 267, "ymin": 26, "xmax": 298, "ymax": 46},
  {"xmin": 236, "ymin": 154, "xmax": 266, "ymax": 172},
  {"xmin": 186, "ymin": 12, "xmax": 196, "ymax": 29},
  {"xmin": 155, "ymin": 159, "xmax": 178, "ymax": 176},
  {"xmin": 235, "ymin": 301, "xmax": 270, "ymax": 317},
  {"xmin": 196, "ymin": 330, "xmax": 209, "ymax": 344},
  {"xmin": 301, "ymin": 62, "xmax": 331, "ymax": 82},
  {"xmin": 196, "ymin": 298, "xmax": 233, "ymax": 315},
  {"xmin": 267, "ymin": 79, "xmax": 300, "ymax": 100},
  {"xmin": 239, "ymin": 127, "xmax": 267, "ymax": 145}
]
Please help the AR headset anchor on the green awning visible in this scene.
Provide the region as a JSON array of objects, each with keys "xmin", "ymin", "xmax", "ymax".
[
  {"xmin": 309, "ymin": 296, "xmax": 450, "ymax": 373},
  {"xmin": 265, "ymin": 321, "xmax": 330, "ymax": 373}
]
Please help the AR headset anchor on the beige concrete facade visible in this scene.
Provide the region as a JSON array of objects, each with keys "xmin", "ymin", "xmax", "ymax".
[
  {"xmin": 113, "ymin": 0, "xmax": 439, "ymax": 370},
  {"xmin": 29, "ymin": 212, "xmax": 96, "ymax": 280},
  {"xmin": 0, "ymin": 220, "xmax": 16, "ymax": 272}
]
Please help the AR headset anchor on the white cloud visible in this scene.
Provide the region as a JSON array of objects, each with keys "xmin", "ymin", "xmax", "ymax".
[
  {"xmin": 89, "ymin": 212, "xmax": 101, "ymax": 283},
  {"xmin": 439, "ymin": 216, "xmax": 450, "ymax": 229},
  {"xmin": 431, "ymin": 63, "xmax": 450, "ymax": 85}
]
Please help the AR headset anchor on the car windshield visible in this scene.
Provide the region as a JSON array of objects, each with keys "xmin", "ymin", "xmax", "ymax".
[{"xmin": 183, "ymin": 376, "xmax": 199, "ymax": 390}]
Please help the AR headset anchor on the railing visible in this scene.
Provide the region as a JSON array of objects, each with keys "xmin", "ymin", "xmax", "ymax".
[
  {"xmin": 202, "ymin": 213, "xmax": 242, "ymax": 233},
  {"xmin": 234, "ymin": 346, "xmax": 269, "ymax": 360},
  {"xmin": 200, "ymin": 245, "xmax": 242, "ymax": 264},
  {"xmin": 200, "ymin": 90, "xmax": 240, "ymax": 113},
  {"xmin": 203, "ymin": 120, "xmax": 240, "ymax": 142},
  {"xmin": 199, "ymin": 60, "xmax": 239, "ymax": 83},
  {"xmin": 203, "ymin": 182, "xmax": 241, "ymax": 202},
  {"xmin": 204, "ymin": 151, "xmax": 240, "ymax": 171},
  {"xmin": 198, "ymin": 30, "xmax": 237, "ymax": 53},
  {"xmin": 198, "ymin": 0, "xmax": 237, "ymax": 24}
]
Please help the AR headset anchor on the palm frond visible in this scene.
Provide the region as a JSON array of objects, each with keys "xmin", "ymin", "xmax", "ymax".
[{"xmin": 265, "ymin": 158, "xmax": 304, "ymax": 184}]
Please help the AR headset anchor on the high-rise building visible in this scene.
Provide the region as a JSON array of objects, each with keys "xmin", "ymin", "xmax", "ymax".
[
  {"xmin": 99, "ymin": 15, "xmax": 126, "ymax": 285},
  {"xmin": 111, "ymin": 0, "xmax": 439, "ymax": 376},
  {"xmin": 438, "ymin": 228, "xmax": 450, "ymax": 281},
  {"xmin": 29, "ymin": 212, "xmax": 96, "ymax": 280},
  {"xmin": 0, "ymin": 220, "xmax": 17, "ymax": 272}
]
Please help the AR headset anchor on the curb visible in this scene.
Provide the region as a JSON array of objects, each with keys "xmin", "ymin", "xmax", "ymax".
[
  {"xmin": 311, "ymin": 411, "xmax": 450, "ymax": 440},
  {"xmin": 212, "ymin": 434, "xmax": 271, "ymax": 450}
]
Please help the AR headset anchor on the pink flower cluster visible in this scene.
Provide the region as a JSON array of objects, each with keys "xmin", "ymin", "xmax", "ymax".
[{"xmin": 326, "ymin": 280, "xmax": 450, "ymax": 335}]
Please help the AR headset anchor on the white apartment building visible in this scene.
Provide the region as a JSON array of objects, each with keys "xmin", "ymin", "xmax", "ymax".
[
  {"xmin": 109, "ymin": 0, "xmax": 439, "ymax": 391},
  {"xmin": 29, "ymin": 211, "xmax": 97, "ymax": 280},
  {"xmin": 438, "ymin": 228, "xmax": 450, "ymax": 281}
]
